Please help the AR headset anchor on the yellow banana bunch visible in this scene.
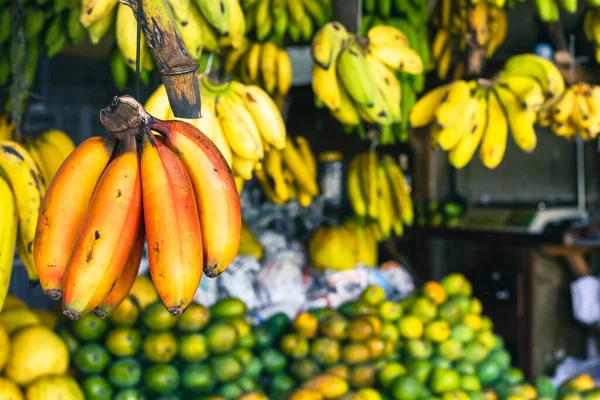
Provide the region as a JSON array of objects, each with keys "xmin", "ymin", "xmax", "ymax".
[
  {"xmin": 144, "ymin": 75, "xmax": 289, "ymax": 192},
  {"xmin": 23, "ymin": 130, "xmax": 76, "ymax": 188},
  {"xmin": 224, "ymin": 41, "xmax": 293, "ymax": 100},
  {"xmin": 311, "ymin": 22, "xmax": 423, "ymax": 134},
  {"xmin": 347, "ymin": 152, "xmax": 412, "ymax": 241},
  {"xmin": 546, "ymin": 83, "xmax": 600, "ymax": 142},
  {"xmin": 242, "ymin": 0, "xmax": 332, "ymax": 43},
  {"xmin": 431, "ymin": 0, "xmax": 508, "ymax": 80},
  {"xmin": 409, "ymin": 53, "xmax": 565, "ymax": 169}
]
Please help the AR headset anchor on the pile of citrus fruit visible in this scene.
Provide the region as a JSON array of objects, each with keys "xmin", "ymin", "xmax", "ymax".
[
  {"xmin": 0, "ymin": 294, "xmax": 83, "ymax": 399},
  {"xmin": 60, "ymin": 275, "xmax": 263, "ymax": 399}
]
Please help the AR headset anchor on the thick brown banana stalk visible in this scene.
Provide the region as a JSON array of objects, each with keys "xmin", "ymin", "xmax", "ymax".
[{"xmin": 119, "ymin": 0, "xmax": 200, "ymax": 118}]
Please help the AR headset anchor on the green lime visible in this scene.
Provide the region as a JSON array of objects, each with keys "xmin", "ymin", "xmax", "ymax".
[
  {"xmin": 360, "ymin": 285, "xmax": 386, "ymax": 306},
  {"xmin": 460, "ymin": 375, "xmax": 481, "ymax": 392},
  {"xmin": 450, "ymin": 295, "xmax": 471, "ymax": 315},
  {"xmin": 437, "ymin": 339, "xmax": 463, "ymax": 361},
  {"xmin": 462, "ymin": 342, "xmax": 489, "ymax": 364},
  {"xmin": 430, "ymin": 368, "xmax": 460, "ymax": 394},
  {"xmin": 81, "ymin": 375, "xmax": 113, "ymax": 400},
  {"xmin": 109, "ymin": 296, "xmax": 141, "ymax": 327},
  {"xmin": 253, "ymin": 325, "xmax": 273, "ymax": 349},
  {"xmin": 73, "ymin": 343, "xmax": 110, "ymax": 374},
  {"xmin": 113, "ymin": 389, "xmax": 145, "ymax": 400},
  {"xmin": 379, "ymin": 301, "xmax": 403, "ymax": 321},
  {"xmin": 211, "ymin": 355, "xmax": 243, "ymax": 382},
  {"xmin": 488, "ymin": 348, "xmax": 511, "ymax": 370},
  {"xmin": 429, "ymin": 355, "xmax": 452, "ymax": 369},
  {"xmin": 70, "ymin": 313, "xmax": 109, "ymax": 341},
  {"xmin": 477, "ymin": 358, "xmax": 502, "ymax": 385},
  {"xmin": 504, "ymin": 367, "xmax": 524, "ymax": 385},
  {"xmin": 143, "ymin": 331, "xmax": 178, "ymax": 363},
  {"xmin": 260, "ymin": 348, "xmax": 287, "ymax": 374},
  {"xmin": 380, "ymin": 322, "xmax": 400, "ymax": 342},
  {"xmin": 205, "ymin": 323, "xmax": 237, "ymax": 354},
  {"xmin": 451, "ymin": 323, "xmax": 474, "ymax": 343},
  {"xmin": 108, "ymin": 358, "xmax": 142, "ymax": 388},
  {"xmin": 242, "ymin": 356, "xmax": 263, "ymax": 379},
  {"xmin": 535, "ymin": 376, "xmax": 557, "ymax": 398},
  {"xmin": 178, "ymin": 333, "xmax": 209, "ymax": 362},
  {"xmin": 105, "ymin": 327, "xmax": 141, "ymax": 357},
  {"xmin": 378, "ymin": 362, "xmax": 407, "ymax": 389},
  {"xmin": 229, "ymin": 318, "xmax": 251, "ymax": 340},
  {"xmin": 438, "ymin": 302, "xmax": 463, "ymax": 325},
  {"xmin": 237, "ymin": 331, "xmax": 255, "ymax": 349},
  {"xmin": 279, "ymin": 333, "xmax": 309, "ymax": 359},
  {"xmin": 56, "ymin": 326, "xmax": 79, "ymax": 354},
  {"xmin": 210, "ymin": 298, "xmax": 247, "ymax": 320},
  {"xmin": 455, "ymin": 361, "xmax": 476, "ymax": 376},
  {"xmin": 270, "ymin": 373, "xmax": 295, "ymax": 397},
  {"xmin": 409, "ymin": 297, "xmax": 437, "ymax": 321},
  {"xmin": 215, "ymin": 382, "xmax": 243, "ymax": 399},
  {"xmin": 142, "ymin": 302, "xmax": 179, "ymax": 331},
  {"xmin": 405, "ymin": 339, "xmax": 433, "ymax": 359},
  {"xmin": 232, "ymin": 347, "xmax": 253, "ymax": 366},
  {"xmin": 391, "ymin": 374, "xmax": 425, "ymax": 400},
  {"xmin": 310, "ymin": 337, "xmax": 341, "ymax": 365},
  {"xmin": 181, "ymin": 364, "xmax": 214, "ymax": 394},
  {"xmin": 177, "ymin": 303, "xmax": 210, "ymax": 332},
  {"xmin": 406, "ymin": 359, "xmax": 432, "ymax": 384},
  {"xmin": 265, "ymin": 312, "xmax": 290, "ymax": 338},
  {"xmin": 235, "ymin": 376, "xmax": 256, "ymax": 392},
  {"xmin": 144, "ymin": 364, "xmax": 180, "ymax": 393}
]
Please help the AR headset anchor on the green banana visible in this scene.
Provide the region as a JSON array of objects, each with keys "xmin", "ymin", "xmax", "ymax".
[
  {"xmin": 44, "ymin": 15, "xmax": 63, "ymax": 48},
  {"xmin": 110, "ymin": 48, "xmax": 128, "ymax": 92},
  {"xmin": 378, "ymin": 0, "xmax": 392, "ymax": 18},
  {"xmin": 25, "ymin": 41, "xmax": 40, "ymax": 87},
  {"xmin": 336, "ymin": 39, "xmax": 374, "ymax": 106},
  {"xmin": 255, "ymin": 0, "xmax": 272, "ymax": 41},
  {"xmin": 271, "ymin": 0, "xmax": 289, "ymax": 43},
  {"xmin": 67, "ymin": 7, "xmax": 86, "ymax": 44},
  {"xmin": 195, "ymin": 0, "xmax": 230, "ymax": 34},
  {"xmin": 47, "ymin": 33, "xmax": 67, "ymax": 57},
  {"xmin": 364, "ymin": 0, "xmax": 375, "ymax": 13},
  {"xmin": 25, "ymin": 8, "xmax": 45, "ymax": 40}
]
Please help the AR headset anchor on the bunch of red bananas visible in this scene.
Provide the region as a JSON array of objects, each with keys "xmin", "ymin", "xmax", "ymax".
[{"xmin": 34, "ymin": 96, "xmax": 241, "ymax": 320}]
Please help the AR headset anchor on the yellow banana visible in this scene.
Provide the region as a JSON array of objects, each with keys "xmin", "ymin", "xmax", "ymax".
[
  {"xmin": 312, "ymin": 21, "xmax": 348, "ymax": 69},
  {"xmin": 347, "ymin": 155, "xmax": 367, "ymax": 217},
  {"xmin": 409, "ymin": 84, "xmax": 450, "ymax": 127},
  {"xmin": 264, "ymin": 150, "xmax": 289, "ymax": 201},
  {"xmin": 480, "ymin": 90, "xmax": 508, "ymax": 169},
  {"xmin": 494, "ymin": 86, "xmax": 537, "ymax": 152},
  {"xmin": 449, "ymin": 92, "xmax": 488, "ymax": 168},
  {"xmin": 0, "ymin": 177, "xmax": 17, "ymax": 311},
  {"xmin": 276, "ymin": 49, "xmax": 293, "ymax": 97},
  {"xmin": 281, "ymin": 138, "xmax": 319, "ymax": 196},
  {"xmin": 260, "ymin": 42, "xmax": 279, "ymax": 95}
]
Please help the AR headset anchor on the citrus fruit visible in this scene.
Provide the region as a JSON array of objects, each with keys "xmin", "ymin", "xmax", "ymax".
[
  {"xmin": 105, "ymin": 327, "xmax": 142, "ymax": 357},
  {"xmin": 243, "ymin": 356, "xmax": 264, "ymax": 379},
  {"xmin": 81, "ymin": 375, "xmax": 113, "ymax": 400},
  {"xmin": 470, "ymin": 298, "xmax": 483, "ymax": 314},
  {"xmin": 361, "ymin": 285, "xmax": 386, "ymax": 306},
  {"xmin": 327, "ymin": 364, "xmax": 350, "ymax": 380},
  {"xmin": 381, "ymin": 322, "xmax": 400, "ymax": 342},
  {"xmin": 441, "ymin": 273, "xmax": 470, "ymax": 296},
  {"xmin": 229, "ymin": 318, "xmax": 251, "ymax": 339},
  {"xmin": 310, "ymin": 337, "xmax": 341, "ymax": 365},
  {"xmin": 379, "ymin": 300, "xmax": 403, "ymax": 321},
  {"xmin": 406, "ymin": 359, "xmax": 433, "ymax": 384},
  {"xmin": 409, "ymin": 298, "xmax": 437, "ymax": 321},
  {"xmin": 290, "ymin": 358, "xmax": 321, "ymax": 381},
  {"xmin": 351, "ymin": 364, "xmax": 376, "ymax": 388},
  {"xmin": 378, "ymin": 362, "xmax": 407, "ymax": 389},
  {"xmin": 0, "ymin": 377, "xmax": 23, "ymax": 400},
  {"xmin": 181, "ymin": 363, "xmax": 215, "ymax": 394},
  {"xmin": 442, "ymin": 390, "xmax": 470, "ymax": 400},
  {"xmin": 342, "ymin": 343, "xmax": 371, "ymax": 365},
  {"xmin": 477, "ymin": 358, "xmax": 502, "ymax": 385},
  {"xmin": 212, "ymin": 354, "xmax": 243, "ymax": 382},
  {"xmin": 319, "ymin": 314, "xmax": 349, "ymax": 340},
  {"xmin": 391, "ymin": 374, "xmax": 425, "ymax": 400},
  {"xmin": 348, "ymin": 318, "xmax": 374, "ymax": 341},
  {"xmin": 113, "ymin": 389, "xmax": 145, "ymax": 400},
  {"xmin": 143, "ymin": 331, "xmax": 178, "ymax": 363},
  {"xmin": 425, "ymin": 320, "xmax": 451, "ymax": 342},
  {"xmin": 292, "ymin": 312, "xmax": 318, "ymax": 338},
  {"xmin": 438, "ymin": 302, "xmax": 462, "ymax": 325},
  {"xmin": 107, "ymin": 358, "xmax": 142, "ymax": 388},
  {"xmin": 205, "ymin": 323, "xmax": 238, "ymax": 354},
  {"xmin": 430, "ymin": 354, "xmax": 452, "ymax": 369},
  {"xmin": 437, "ymin": 339, "xmax": 463, "ymax": 361},
  {"xmin": 463, "ymin": 313, "xmax": 483, "ymax": 331},
  {"xmin": 462, "ymin": 342, "xmax": 489, "ymax": 364},
  {"xmin": 109, "ymin": 296, "xmax": 140, "ymax": 327},
  {"xmin": 210, "ymin": 298, "xmax": 247, "ymax": 319},
  {"xmin": 455, "ymin": 361, "xmax": 476, "ymax": 375},
  {"xmin": 481, "ymin": 315, "xmax": 494, "ymax": 331},
  {"xmin": 423, "ymin": 281, "xmax": 446, "ymax": 305},
  {"xmin": 398, "ymin": 316, "xmax": 424, "ymax": 339},
  {"xmin": 25, "ymin": 375, "xmax": 84, "ymax": 400},
  {"xmin": 178, "ymin": 333, "xmax": 209, "ymax": 362},
  {"xmin": 431, "ymin": 368, "xmax": 461, "ymax": 394},
  {"xmin": 232, "ymin": 348, "xmax": 254, "ymax": 366},
  {"xmin": 280, "ymin": 333, "xmax": 310, "ymax": 359},
  {"xmin": 142, "ymin": 302, "xmax": 179, "ymax": 331},
  {"xmin": 450, "ymin": 323, "xmax": 474, "ymax": 343},
  {"xmin": 0, "ymin": 323, "xmax": 10, "ymax": 370},
  {"xmin": 144, "ymin": 364, "xmax": 180, "ymax": 393},
  {"xmin": 461, "ymin": 375, "xmax": 482, "ymax": 392},
  {"xmin": 129, "ymin": 275, "xmax": 159, "ymax": 310},
  {"xmin": 73, "ymin": 343, "xmax": 110, "ymax": 374},
  {"xmin": 406, "ymin": 339, "xmax": 433, "ymax": 359},
  {"xmin": 216, "ymin": 382, "xmax": 243, "ymax": 399},
  {"xmin": 176, "ymin": 303, "xmax": 210, "ymax": 331},
  {"xmin": 366, "ymin": 337, "xmax": 386, "ymax": 358},
  {"xmin": 70, "ymin": 313, "xmax": 109, "ymax": 341},
  {"xmin": 269, "ymin": 373, "xmax": 295, "ymax": 398}
]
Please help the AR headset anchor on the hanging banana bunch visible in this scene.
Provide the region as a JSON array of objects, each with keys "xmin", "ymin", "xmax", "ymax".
[
  {"xmin": 221, "ymin": 40, "xmax": 293, "ymax": 103},
  {"xmin": 410, "ymin": 53, "xmax": 565, "ymax": 169},
  {"xmin": 311, "ymin": 21, "xmax": 423, "ymax": 144},
  {"xmin": 347, "ymin": 152, "xmax": 413, "ymax": 241},
  {"xmin": 359, "ymin": 0, "xmax": 430, "ymax": 143},
  {"xmin": 539, "ymin": 83, "xmax": 600, "ymax": 142},
  {"xmin": 242, "ymin": 0, "xmax": 333, "ymax": 44}
]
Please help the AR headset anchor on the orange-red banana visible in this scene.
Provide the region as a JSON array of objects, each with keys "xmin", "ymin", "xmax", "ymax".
[
  {"xmin": 34, "ymin": 136, "xmax": 116, "ymax": 300},
  {"xmin": 93, "ymin": 224, "xmax": 145, "ymax": 318},
  {"xmin": 62, "ymin": 135, "xmax": 142, "ymax": 320},
  {"xmin": 148, "ymin": 119, "xmax": 241, "ymax": 278},
  {"xmin": 141, "ymin": 133, "xmax": 203, "ymax": 315}
]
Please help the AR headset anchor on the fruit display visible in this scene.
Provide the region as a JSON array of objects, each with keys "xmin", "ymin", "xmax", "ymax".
[
  {"xmin": 255, "ymin": 137, "xmax": 320, "ymax": 207},
  {"xmin": 222, "ymin": 40, "xmax": 293, "ymax": 101},
  {"xmin": 430, "ymin": 0, "xmax": 508, "ymax": 81},
  {"xmin": 311, "ymin": 22, "xmax": 423, "ymax": 141},
  {"xmin": 241, "ymin": 0, "xmax": 333, "ymax": 44},
  {"xmin": 0, "ymin": 130, "xmax": 74, "ymax": 311},
  {"xmin": 410, "ymin": 53, "xmax": 565, "ymax": 169},
  {"xmin": 33, "ymin": 96, "xmax": 241, "ymax": 319},
  {"xmin": 258, "ymin": 275, "xmax": 596, "ymax": 400},
  {"xmin": 359, "ymin": 0, "xmax": 430, "ymax": 143},
  {"xmin": 538, "ymin": 83, "xmax": 600, "ymax": 142},
  {"xmin": 0, "ymin": 1, "xmax": 87, "ymax": 109},
  {"xmin": 80, "ymin": 0, "xmax": 247, "ymax": 90},
  {"xmin": 308, "ymin": 218, "xmax": 379, "ymax": 271},
  {"xmin": 62, "ymin": 278, "xmax": 264, "ymax": 399},
  {"xmin": 0, "ymin": 294, "xmax": 83, "ymax": 399},
  {"xmin": 346, "ymin": 152, "xmax": 413, "ymax": 241}
]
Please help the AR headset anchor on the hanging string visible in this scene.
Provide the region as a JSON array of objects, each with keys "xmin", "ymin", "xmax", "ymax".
[{"xmin": 135, "ymin": 0, "xmax": 142, "ymax": 100}]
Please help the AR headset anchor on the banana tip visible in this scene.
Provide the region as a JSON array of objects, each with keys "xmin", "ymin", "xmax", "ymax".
[
  {"xmin": 204, "ymin": 265, "xmax": 220, "ymax": 278},
  {"xmin": 44, "ymin": 289, "xmax": 62, "ymax": 300},
  {"xmin": 63, "ymin": 309, "xmax": 82, "ymax": 320},
  {"xmin": 168, "ymin": 306, "xmax": 183, "ymax": 316},
  {"xmin": 92, "ymin": 309, "xmax": 108, "ymax": 319}
]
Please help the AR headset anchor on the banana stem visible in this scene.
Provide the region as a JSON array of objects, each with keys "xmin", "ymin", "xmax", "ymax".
[
  {"xmin": 118, "ymin": 0, "xmax": 201, "ymax": 119},
  {"xmin": 100, "ymin": 95, "xmax": 154, "ymax": 140}
]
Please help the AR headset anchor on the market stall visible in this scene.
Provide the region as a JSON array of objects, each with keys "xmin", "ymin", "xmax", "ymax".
[{"xmin": 1, "ymin": 0, "xmax": 600, "ymax": 399}]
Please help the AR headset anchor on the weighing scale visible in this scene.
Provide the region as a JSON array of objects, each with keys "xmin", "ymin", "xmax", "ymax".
[{"xmin": 459, "ymin": 206, "xmax": 588, "ymax": 234}]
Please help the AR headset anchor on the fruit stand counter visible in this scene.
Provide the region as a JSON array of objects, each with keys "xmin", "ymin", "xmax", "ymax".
[{"xmin": 411, "ymin": 227, "xmax": 592, "ymax": 379}]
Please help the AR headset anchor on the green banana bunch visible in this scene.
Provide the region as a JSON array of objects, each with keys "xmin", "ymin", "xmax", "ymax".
[{"xmin": 243, "ymin": 0, "xmax": 333, "ymax": 44}]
